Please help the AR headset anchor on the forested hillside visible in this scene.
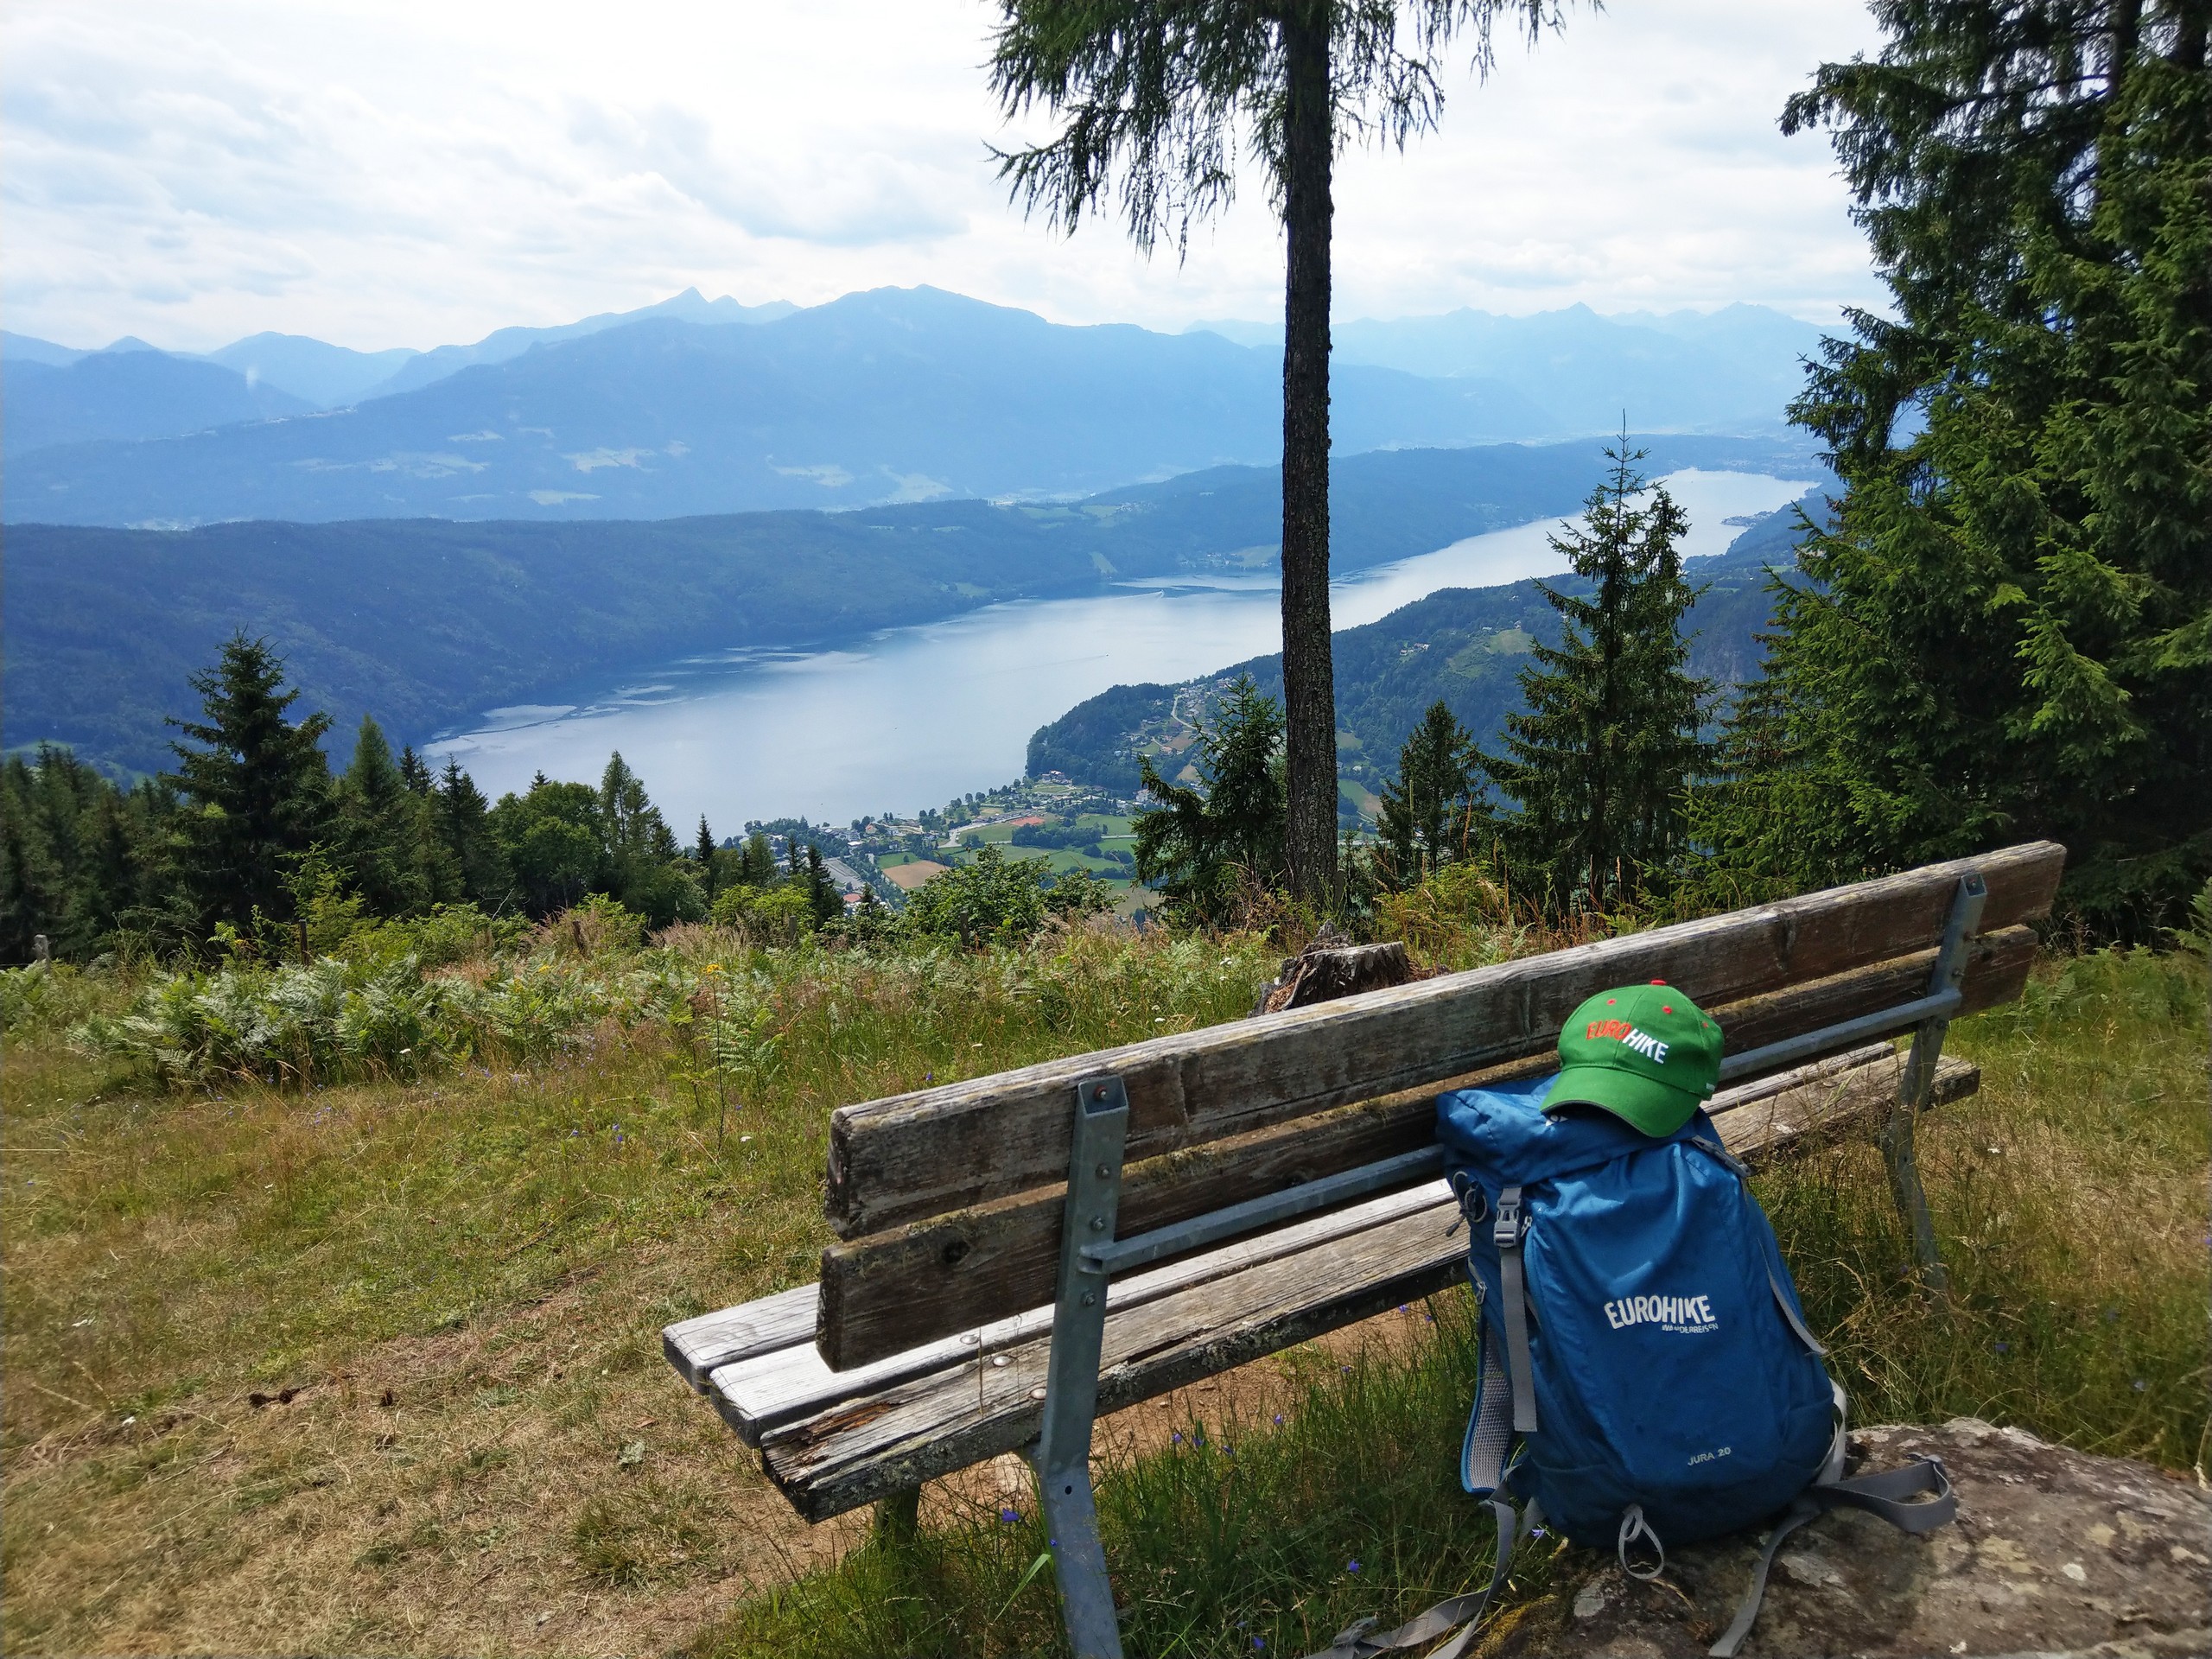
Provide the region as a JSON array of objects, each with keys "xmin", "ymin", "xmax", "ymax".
[
  {"xmin": 1029, "ymin": 490, "xmax": 1822, "ymax": 798},
  {"xmin": 4, "ymin": 433, "xmax": 1813, "ymax": 777}
]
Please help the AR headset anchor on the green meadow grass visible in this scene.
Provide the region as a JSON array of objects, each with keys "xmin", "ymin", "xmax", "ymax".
[{"xmin": 1, "ymin": 924, "xmax": 2202, "ymax": 1658}]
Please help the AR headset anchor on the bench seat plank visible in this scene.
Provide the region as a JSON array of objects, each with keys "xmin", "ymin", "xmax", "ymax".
[
  {"xmin": 823, "ymin": 842, "xmax": 2059, "ymax": 1238},
  {"xmin": 710, "ymin": 1182, "xmax": 1451, "ymax": 1446},
  {"xmin": 760, "ymin": 1189, "xmax": 1469, "ymax": 1521},
  {"xmin": 663, "ymin": 1284, "xmax": 817, "ymax": 1394},
  {"xmin": 725, "ymin": 1052, "xmax": 1979, "ymax": 1520},
  {"xmin": 816, "ymin": 925, "xmax": 2032, "ymax": 1371}
]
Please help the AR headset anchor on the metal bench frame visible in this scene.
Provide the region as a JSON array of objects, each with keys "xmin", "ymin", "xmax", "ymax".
[{"xmin": 1027, "ymin": 873, "xmax": 1986, "ymax": 1658}]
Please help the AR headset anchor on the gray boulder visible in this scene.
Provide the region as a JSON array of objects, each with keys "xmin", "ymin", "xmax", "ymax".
[{"xmin": 1489, "ymin": 1418, "xmax": 2210, "ymax": 1658}]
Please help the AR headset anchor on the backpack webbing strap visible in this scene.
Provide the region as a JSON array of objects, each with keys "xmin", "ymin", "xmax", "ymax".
[
  {"xmin": 1493, "ymin": 1185, "xmax": 1538, "ymax": 1434},
  {"xmin": 1300, "ymin": 1497, "xmax": 1521, "ymax": 1659},
  {"xmin": 1707, "ymin": 1457, "xmax": 1956, "ymax": 1659},
  {"xmin": 1707, "ymin": 1496, "xmax": 1820, "ymax": 1658}
]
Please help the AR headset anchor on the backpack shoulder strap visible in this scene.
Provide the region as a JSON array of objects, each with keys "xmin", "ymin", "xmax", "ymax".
[{"xmin": 1493, "ymin": 1184, "xmax": 1538, "ymax": 1433}]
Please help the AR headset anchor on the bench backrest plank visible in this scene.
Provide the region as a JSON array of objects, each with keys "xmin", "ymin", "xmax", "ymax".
[
  {"xmin": 815, "ymin": 918, "xmax": 2039, "ymax": 1369},
  {"xmin": 823, "ymin": 843, "xmax": 2061, "ymax": 1241}
]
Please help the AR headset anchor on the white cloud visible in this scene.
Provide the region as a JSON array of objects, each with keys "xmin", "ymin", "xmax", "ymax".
[{"xmin": 0, "ymin": 0, "xmax": 1888, "ymax": 353}]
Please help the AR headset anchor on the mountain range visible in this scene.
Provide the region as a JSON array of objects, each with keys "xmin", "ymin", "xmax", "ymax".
[
  {"xmin": 3, "ymin": 290, "xmax": 1828, "ymax": 526},
  {"xmin": 4, "ymin": 433, "xmax": 1817, "ymax": 777}
]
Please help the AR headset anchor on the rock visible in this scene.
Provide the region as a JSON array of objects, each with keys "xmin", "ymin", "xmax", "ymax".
[{"xmin": 1485, "ymin": 1418, "xmax": 2210, "ymax": 1658}]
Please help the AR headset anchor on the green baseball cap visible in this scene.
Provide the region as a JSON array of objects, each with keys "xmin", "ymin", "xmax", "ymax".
[{"xmin": 1541, "ymin": 982, "xmax": 1724, "ymax": 1137}]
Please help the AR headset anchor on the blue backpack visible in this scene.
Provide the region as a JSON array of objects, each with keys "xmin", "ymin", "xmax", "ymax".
[{"xmin": 1306, "ymin": 1076, "xmax": 1956, "ymax": 1659}]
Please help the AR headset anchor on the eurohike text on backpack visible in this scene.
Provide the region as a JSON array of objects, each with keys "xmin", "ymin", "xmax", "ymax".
[{"xmin": 1308, "ymin": 982, "xmax": 1957, "ymax": 1659}]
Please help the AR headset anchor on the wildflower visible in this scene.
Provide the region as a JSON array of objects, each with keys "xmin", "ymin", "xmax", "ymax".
[
  {"xmin": 2132, "ymin": 1378, "xmax": 2146, "ymax": 1392},
  {"xmin": 1993, "ymin": 1342, "xmax": 2010, "ymax": 1353},
  {"xmin": 1000, "ymin": 1506, "xmax": 1020, "ymax": 1523},
  {"xmin": 1346, "ymin": 1560, "xmax": 1361, "ymax": 1574},
  {"xmin": 1171, "ymin": 1431, "xmax": 1182, "ymax": 1445},
  {"xmin": 1272, "ymin": 1414, "xmax": 1283, "ymax": 1426}
]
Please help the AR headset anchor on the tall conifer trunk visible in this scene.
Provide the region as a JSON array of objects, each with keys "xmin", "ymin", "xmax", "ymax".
[{"xmin": 1279, "ymin": 3, "xmax": 1339, "ymax": 907}]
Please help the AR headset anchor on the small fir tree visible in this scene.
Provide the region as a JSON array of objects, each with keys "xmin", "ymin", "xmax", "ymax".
[
  {"xmin": 1478, "ymin": 439, "xmax": 1713, "ymax": 907},
  {"xmin": 1375, "ymin": 700, "xmax": 1483, "ymax": 891},
  {"xmin": 1133, "ymin": 677, "xmax": 1287, "ymax": 922},
  {"xmin": 164, "ymin": 634, "xmax": 334, "ymax": 934}
]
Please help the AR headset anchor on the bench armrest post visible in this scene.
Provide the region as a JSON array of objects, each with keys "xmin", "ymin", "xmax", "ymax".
[
  {"xmin": 1033, "ymin": 1074, "xmax": 1130, "ymax": 1659},
  {"xmin": 1885, "ymin": 873, "xmax": 1987, "ymax": 1292}
]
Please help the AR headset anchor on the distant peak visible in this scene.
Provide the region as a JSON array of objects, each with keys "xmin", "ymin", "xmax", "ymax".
[{"xmin": 102, "ymin": 336, "xmax": 162, "ymax": 354}]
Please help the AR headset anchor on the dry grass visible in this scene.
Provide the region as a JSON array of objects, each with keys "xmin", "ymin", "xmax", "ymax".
[
  {"xmin": 3, "ymin": 925, "xmax": 2202, "ymax": 1658},
  {"xmin": 0, "ymin": 925, "xmax": 1275, "ymax": 1656}
]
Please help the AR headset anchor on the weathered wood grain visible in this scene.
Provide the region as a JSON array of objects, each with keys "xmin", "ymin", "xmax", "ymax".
[
  {"xmin": 715, "ymin": 1047, "xmax": 1979, "ymax": 1516},
  {"xmin": 823, "ymin": 843, "xmax": 2061, "ymax": 1239},
  {"xmin": 762, "ymin": 1198, "xmax": 1470, "ymax": 1519},
  {"xmin": 711, "ymin": 1182, "xmax": 1449, "ymax": 1446},
  {"xmin": 813, "ymin": 925, "xmax": 2036, "ymax": 1370},
  {"xmin": 662, "ymin": 1285, "xmax": 817, "ymax": 1393}
]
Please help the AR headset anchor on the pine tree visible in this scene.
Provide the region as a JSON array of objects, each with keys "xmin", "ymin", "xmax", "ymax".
[
  {"xmin": 695, "ymin": 816, "xmax": 719, "ymax": 899},
  {"xmin": 990, "ymin": 0, "xmax": 1568, "ymax": 907},
  {"xmin": 1376, "ymin": 700, "xmax": 1483, "ymax": 890},
  {"xmin": 336, "ymin": 716, "xmax": 447, "ymax": 917},
  {"xmin": 1134, "ymin": 677, "xmax": 1287, "ymax": 920},
  {"xmin": 435, "ymin": 759, "xmax": 509, "ymax": 909},
  {"xmin": 165, "ymin": 635, "xmax": 333, "ymax": 934},
  {"xmin": 804, "ymin": 843, "xmax": 842, "ymax": 925},
  {"xmin": 1479, "ymin": 439, "xmax": 1713, "ymax": 907},
  {"xmin": 1749, "ymin": 0, "xmax": 2211, "ymax": 936},
  {"xmin": 398, "ymin": 746, "xmax": 433, "ymax": 794}
]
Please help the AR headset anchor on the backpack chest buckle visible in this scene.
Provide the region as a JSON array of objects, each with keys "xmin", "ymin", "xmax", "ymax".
[{"xmin": 1492, "ymin": 1192, "xmax": 1524, "ymax": 1249}]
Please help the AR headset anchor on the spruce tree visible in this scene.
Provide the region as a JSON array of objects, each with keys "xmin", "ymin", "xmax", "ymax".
[
  {"xmin": 1479, "ymin": 440, "xmax": 1713, "ymax": 906},
  {"xmin": 695, "ymin": 816, "xmax": 719, "ymax": 899},
  {"xmin": 398, "ymin": 746, "xmax": 433, "ymax": 794},
  {"xmin": 1749, "ymin": 0, "xmax": 2210, "ymax": 934},
  {"xmin": 336, "ymin": 716, "xmax": 447, "ymax": 917},
  {"xmin": 1376, "ymin": 700, "xmax": 1483, "ymax": 890},
  {"xmin": 435, "ymin": 759, "xmax": 509, "ymax": 909},
  {"xmin": 165, "ymin": 635, "xmax": 333, "ymax": 934},
  {"xmin": 1134, "ymin": 677, "xmax": 1287, "ymax": 920}
]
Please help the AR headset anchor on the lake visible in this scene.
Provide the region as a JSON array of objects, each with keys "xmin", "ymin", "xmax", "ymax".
[{"xmin": 424, "ymin": 467, "xmax": 1811, "ymax": 830}]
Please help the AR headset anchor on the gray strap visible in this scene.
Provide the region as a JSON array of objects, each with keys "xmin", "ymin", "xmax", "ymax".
[
  {"xmin": 1616, "ymin": 1503, "xmax": 1666, "ymax": 1581},
  {"xmin": 1461, "ymin": 1319, "xmax": 1516, "ymax": 1494},
  {"xmin": 1768, "ymin": 1270, "xmax": 1828, "ymax": 1357},
  {"xmin": 1711, "ymin": 1456, "xmax": 1955, "ymax": 1658},
  {"xmin": 1708, "ymin": 1497, "xmax": 1820, "ymax": 1658},
  {"xmin": 1303, "ymin": 1497, "xmax": 1519, "ymax": 1658},
  {"xmin": 1815, "ymin": 1454, "xmax": 1957, "ymax": 1533},
  {"xmin": 1494, "ymin": 1185, "xmax": 1538, "ymax": 1434}
]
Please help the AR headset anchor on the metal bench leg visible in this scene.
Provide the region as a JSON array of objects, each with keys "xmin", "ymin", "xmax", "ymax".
[
  {"xmin": 1033, "ymin": 1076, "xmax": 1129, "ymax": 1659},
  {"xmin": 1884, "ymin": 873, "xmax": 1986, "ymax": 1292}
]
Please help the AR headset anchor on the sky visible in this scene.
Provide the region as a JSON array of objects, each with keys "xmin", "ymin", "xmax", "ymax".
[{"xmin": 2, "ymin": 1, "xmax": 1890, "ymax": 355}]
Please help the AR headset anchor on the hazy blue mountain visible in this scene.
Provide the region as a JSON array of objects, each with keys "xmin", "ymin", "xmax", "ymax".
[
  {"xmin": 1190, "ymin": 302, "xmax": 1828, "ymax": 435},
  {"xmin": 2, "ymin": 331, "xmax": 87, "ymax": 367},
  {"xmin": 1027, "ymin": 487, "xmax": 1829, "ymax": 800},
  {"xmin": 3, "ymin": 288, "xmax": 1554, "ymax": 526},
  {"xmin": 202, "ymin": 333, "xmax": 421, "ymax": 409},
  {"xmin": 2, "ymin": 346, "xmax": 312, "ymax": 461},
  {"xmin": 4, "ymin": 433, "xmax": 1814, "ymax": 775},
  {"xmin": 355, "ymin": 286, "xmax": 797, "ymax": 399}
]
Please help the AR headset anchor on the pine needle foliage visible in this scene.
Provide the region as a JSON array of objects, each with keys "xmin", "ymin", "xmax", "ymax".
[
  {"xmin": 1374, "ymin": 699, "xmax": 1483, "ymax": 890},
  {"xmin": 1723, "ymin": 0, "xmax": 2212, "ymax": 938},
  {"xmin": 1134, "ymin": 677, "xmax": 1288, "ymax": 923},
  {"xmin": 1478, "ymin": 437, "xmax": 1713, "ymax": 909}
]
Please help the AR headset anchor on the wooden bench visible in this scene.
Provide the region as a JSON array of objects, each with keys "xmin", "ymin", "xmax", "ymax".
[{"xmin": 664, "ymin": 843, "xmax": 2063, "ymax": 1656}]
